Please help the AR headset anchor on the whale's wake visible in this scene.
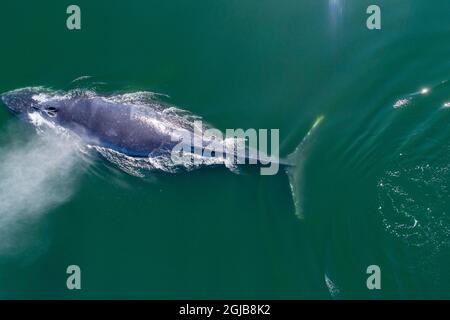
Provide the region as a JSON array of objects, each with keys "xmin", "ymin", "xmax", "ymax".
[{"xmin": 0, "ymin": 127, "xmax": 85, "ymax": 255}]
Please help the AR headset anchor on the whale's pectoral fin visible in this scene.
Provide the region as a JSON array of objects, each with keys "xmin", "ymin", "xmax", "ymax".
[{"xmin": 285, "ymin": 115, "xmax": 325, "ymax": 219}]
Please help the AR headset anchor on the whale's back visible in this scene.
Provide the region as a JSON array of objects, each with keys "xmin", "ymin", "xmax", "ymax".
[{"xmin": 57, "ymin": 97, "xmax": 177, "ymax": 157}]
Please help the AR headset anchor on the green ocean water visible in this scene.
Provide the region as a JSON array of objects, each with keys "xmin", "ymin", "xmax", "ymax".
[{"xmin": 1, "ymin": 0, "xmax": 450, "ymax": 299}]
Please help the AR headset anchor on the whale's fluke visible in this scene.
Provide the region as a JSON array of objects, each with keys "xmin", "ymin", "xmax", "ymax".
[{"xmin": 286, "ymin": 115, "xmax": 325, "ymax": 219}]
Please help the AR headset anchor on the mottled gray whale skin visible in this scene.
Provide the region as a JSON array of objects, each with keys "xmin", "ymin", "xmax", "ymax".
[{"xmin": 1, "ymin": 88, "xmax": 180, "ymax": 157}]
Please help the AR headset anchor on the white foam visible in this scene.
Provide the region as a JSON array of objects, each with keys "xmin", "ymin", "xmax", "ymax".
[{"xmin": 324, "ymin": 274, "xmax": 340, "ymax": 298}]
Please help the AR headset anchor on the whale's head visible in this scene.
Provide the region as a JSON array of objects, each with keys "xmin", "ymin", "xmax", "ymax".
[
  {"xmin": 1, "ymin": 88, "xmax": 41, "ymax": 116},
  {"xmin": 1, "ymin": 87, "xmax": 65, "ymax": 122}
]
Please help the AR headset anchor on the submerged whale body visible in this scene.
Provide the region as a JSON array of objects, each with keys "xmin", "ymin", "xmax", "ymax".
[{"xmin": 1, "ymin": 86, "xmax": 324, "ymax": 218}]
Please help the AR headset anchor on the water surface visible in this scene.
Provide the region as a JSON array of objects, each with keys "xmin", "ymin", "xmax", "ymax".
[{"xmin": 1, "ymin": 0, "xmax": 450, "ymax": 299}]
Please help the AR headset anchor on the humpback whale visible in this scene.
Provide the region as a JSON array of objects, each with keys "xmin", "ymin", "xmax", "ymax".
[
  {"xmin": 1, "ymin": 86, "xmax": 324, "ymax": 218},
  {"xmin": 2, "ymin": 88, "xmax": 183, "ymax": 158}
]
